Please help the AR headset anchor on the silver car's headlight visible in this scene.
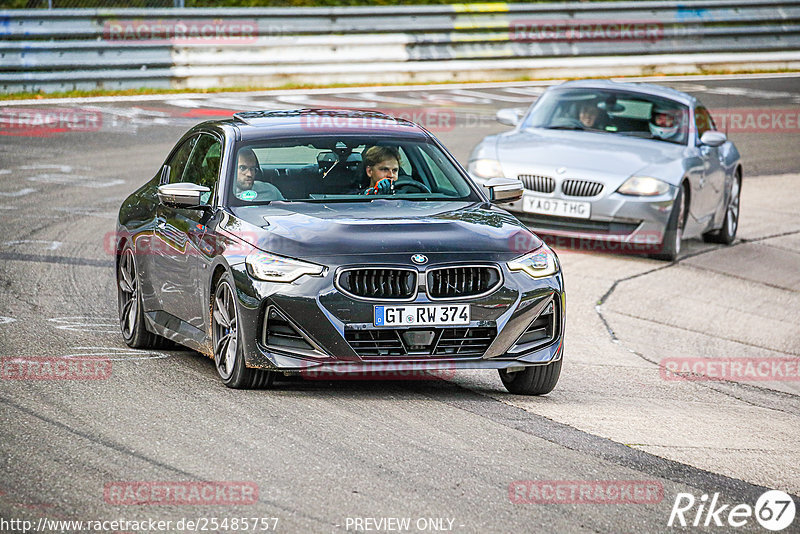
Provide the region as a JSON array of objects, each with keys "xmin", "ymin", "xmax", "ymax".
[
  {"xmin": 617, "ymin": 176, "xmax": 670, "ymax": 196},
  {"xmin": 246, "ymin": 251, "xmax": 325, "ymax": 282},
  {"xmin": 468, "ymin": 158, "xmax": 504, "ymax": 179},
  {"xmin": 507, "ymin": 244, "xmax": 559, "ymax": 279}
]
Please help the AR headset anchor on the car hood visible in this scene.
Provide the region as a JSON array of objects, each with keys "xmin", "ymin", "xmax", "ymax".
[
  {"xmin": 223, "ymin": 200, "xmax": 541, "ymax": 260},
  {"xmin": 496, "ymin": 128, "xmax": 684, "ymax": 179}
]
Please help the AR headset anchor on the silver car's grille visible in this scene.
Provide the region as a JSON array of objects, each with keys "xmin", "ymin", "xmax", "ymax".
[
  {"xmin": 562, "ymin": 179, "xmax": 604, "ymax": 197},
  {"xmin": 518, "ymin": 174, "xmax": 555, "ymax": 193},
  {"xmin": 426, "ymin": 266, "xmax": 502, "ymax": 300}
]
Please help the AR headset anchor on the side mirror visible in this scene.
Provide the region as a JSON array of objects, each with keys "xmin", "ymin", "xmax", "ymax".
[
  {"xmin": 496, "ymin": 108, "xmax": 524, "ymax": 127},
  {"xmin": 700, "ymin": 130, "xmax": 727, "ymax": 147},
  {"xmin": 483, "ymin": 177, "xmax": 524, "ymax": 203},
  {"xmin": 157, "ymin": 183, "xmax": 210, "ymax": 209}
]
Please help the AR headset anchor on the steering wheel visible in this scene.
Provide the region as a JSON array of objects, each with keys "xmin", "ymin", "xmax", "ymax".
[{"xmin": 392, "ymin": 177, "xmax": 431, "ymax": 194}]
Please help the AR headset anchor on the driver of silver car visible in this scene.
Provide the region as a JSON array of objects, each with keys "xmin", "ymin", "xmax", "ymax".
[{"xmin": 649, "ymin": 104, "xmax": 684, "ymax": 141}]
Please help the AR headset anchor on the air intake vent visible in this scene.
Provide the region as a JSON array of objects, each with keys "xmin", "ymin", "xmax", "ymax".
[
  {"xmin": 262, "ymin": 307, "xmax": 313, "ymax": 351},
  {"xmin": 345, "ymin": 329, "xmax": 407, "ymax": 357},
  {"xmin": 518, "ymin": 174, "xmax": 555, "ymax": 193},
  {"xmin": 427, "ymin": 266, "xmax": 501, "ymax": 299},
  {"xmin": 562, "ymin": 179, "xmax": 603, "ymax": 197},
  {"xmin": 511, "ymin": 300, "xmax": 558, "ymax": 353},
  {"xmin": 337, "ymin": 268, "xmax": 416, "ymax": 300},
  {"xmin": 345, "ymin": 327, "xmax": 496, "ymax": 358},
  {"xmin": 434, "ymin": 327, "xmax": 495, "ymax": 355}
]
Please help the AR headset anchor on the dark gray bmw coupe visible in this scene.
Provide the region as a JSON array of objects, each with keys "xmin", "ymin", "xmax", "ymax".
[{"xmin": 116, "ymin": 110, "xmax": 564, "ymax": 395}]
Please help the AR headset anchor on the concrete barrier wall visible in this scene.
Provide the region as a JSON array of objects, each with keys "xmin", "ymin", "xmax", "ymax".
[{"xmin": 2, "ymin": 0, "xmax": 800, "ymax": 93}]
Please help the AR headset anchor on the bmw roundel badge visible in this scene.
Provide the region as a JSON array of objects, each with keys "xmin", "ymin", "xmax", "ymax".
[{"xmin": 411, "ymin": 254, "xmax": 428, "ymax": 265}]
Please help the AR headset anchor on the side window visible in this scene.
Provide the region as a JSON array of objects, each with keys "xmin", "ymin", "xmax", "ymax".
[
  {"xmin": 395, "ymin": 147, "xmax": 412, "ymax": 176},
  {"xmin": 183, "ymin": 134, "xmax": 221, "ymax": 205},
  {"xmin": 167, "ymin": 135, "xmax": 197, "ymax": 184},
  {"xmin": 419, "ymin": 150, "xmax": 456, "ymax": 195},
  {"xmin": 695, "ymin": 106, "xmax": 715, "ymax": 138}
]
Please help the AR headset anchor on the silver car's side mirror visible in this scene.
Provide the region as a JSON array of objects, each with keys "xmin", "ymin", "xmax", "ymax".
[
  {"xmin": 157, "ymin": 182, "xmax": 210, "ymax": 209},
  {"xmin": 700, "ymin": 130, "xmax": 727, "ymax": 147},
  {"xmin": 483, "ymin": 177, "xmax": 524, "ymax": 203},
  {"xmin": 496, "ymin": 108, "xmax": 523, "ymax": 127}
]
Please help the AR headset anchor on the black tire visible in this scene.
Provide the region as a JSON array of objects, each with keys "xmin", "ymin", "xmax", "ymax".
[
  {"xmin": 703, "ymin": 172, "xmax": 740, "ymax": 245},
  {"xmin": 651, "ymin": 183, "xmax": 687, "ymax": 261},
  {"xmin": 211, "ymin": 276, "xmax": 275, "ymax": 389},
  {"xmin": 117, "ymin": 245, "xmax": 170, "ymax": 349},
  {"xmin": 499, "ymin": 359, "xmax": 562, "ymax": 395}
]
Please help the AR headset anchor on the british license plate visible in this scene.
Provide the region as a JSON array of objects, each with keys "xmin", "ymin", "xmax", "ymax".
[
  {"xmin": 374, "ymin": 304, "xmax": 470, "ymax": 327},
  {"xmin": 523, "ymin": 194, "xmax": 591, "ymax": 219}
]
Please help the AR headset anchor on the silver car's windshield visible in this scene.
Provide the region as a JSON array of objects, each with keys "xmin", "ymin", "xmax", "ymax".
[
  {"xmin": 522, "ymin": 88, "xmax": 691, "ymax": 145},
  {"xmin": 228, "ymin": 137, "xmax": 480, "ymax": 205}
]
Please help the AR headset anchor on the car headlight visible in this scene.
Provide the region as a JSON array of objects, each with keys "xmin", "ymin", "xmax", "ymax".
[
  {"xmin": 507, "ymin": 244, "xmax": 559, "ymax": 279},
  {"xmin": 617, "ymin": 176, "xmax": 670, "ymax": 196},
  {"xmin": 245, "ymin": 251, "xmax": 325, "ymax": 282},
  {"xmin": 468, "ymin": 158, "xmax": 504, "ymax": 179}
]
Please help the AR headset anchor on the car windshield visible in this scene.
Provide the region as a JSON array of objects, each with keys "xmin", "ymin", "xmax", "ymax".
[
  {"xmin": 521, "ymin": 88, "xmax": 691, "ymax": 145},
  {"xmin": 228, "ymin": 137, "xmax": 481, "ymax": 205}
]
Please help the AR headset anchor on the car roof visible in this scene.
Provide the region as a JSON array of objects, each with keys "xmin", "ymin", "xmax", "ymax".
[
  {"xmin": 212, "ymin": 109, "xmax": 432, "ymax": 142},
  {"xmin": 551, "ymin": 79, "xmax": 697, "ymax": 107}
]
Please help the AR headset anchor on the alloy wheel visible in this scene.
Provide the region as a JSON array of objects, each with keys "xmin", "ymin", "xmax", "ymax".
[
  {"xmin": 726, "ymin": 177, "xmax": 740, "ymax": 237},
  {"xmin": 118, "ymin": 248, "xmax": 139, "ymax": 340},
  {"xmin": 212, "ymin": 282, "xmax": 238, "ymax": 380}
]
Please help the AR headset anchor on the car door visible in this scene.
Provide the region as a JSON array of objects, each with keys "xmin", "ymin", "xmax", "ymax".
[
  {"xmin": 150, "ymin": 134, "xmax": 197, "ymax": 316},
  {"xmin": 154, "ymin": 133, "xmax": 221, "ymax": 332},
  {"xmin": 693, "ymin": 106, "xmax": 726, "ymax": 223}
]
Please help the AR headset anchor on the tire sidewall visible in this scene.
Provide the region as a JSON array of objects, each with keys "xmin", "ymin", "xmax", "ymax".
[
  {"xmin": 117, "ymin": 245, "xmax": 143, "ymax": 346},
  {"xmin": 213, "ymin": 276, "xmax": 247, "ymax": 387}
]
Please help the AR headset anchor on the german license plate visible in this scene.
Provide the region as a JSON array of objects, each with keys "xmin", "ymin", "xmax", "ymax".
[
  {"xmin": 523, "ymin": 194, "xmax": 591, "ymax": 219},
  {"xmin": 374, "ymin": 304, "xmax": 470, "ymax": 327}
]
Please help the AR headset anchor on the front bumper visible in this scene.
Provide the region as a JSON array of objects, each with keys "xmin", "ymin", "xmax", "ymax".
[
  {"xmin": 228, "ymin": 257, "xmax": 565, "ymax": 373},
  {"xmin": 503, "ymin": 187, "xmax": 678, "ymax": 247}
]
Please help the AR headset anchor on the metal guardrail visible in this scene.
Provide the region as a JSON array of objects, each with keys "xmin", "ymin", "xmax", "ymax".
[{"xmin": 1, "ymin": 0, "xmax": 799, "ymax": 93}]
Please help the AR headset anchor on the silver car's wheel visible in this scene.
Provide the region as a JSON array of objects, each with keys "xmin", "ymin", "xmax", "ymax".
[
  {"xmin": 704, "ymin": 173, "xmax": 740, "ymax": 245},
  {"xmin": 211, "ymin": 276, "xmax": 275, "ymax": 389},
  {"xmin": 652, "ymin": 183, "xmax": 686, "ymax": 261},
  {"xmin": 726, "ymin": 176, "xmax": 740, "ymax": 237}
]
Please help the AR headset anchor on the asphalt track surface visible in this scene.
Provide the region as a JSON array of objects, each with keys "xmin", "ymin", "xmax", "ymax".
[{"xmin": 0, "ymin": 74, "xmax": 799, "ymax": 533}]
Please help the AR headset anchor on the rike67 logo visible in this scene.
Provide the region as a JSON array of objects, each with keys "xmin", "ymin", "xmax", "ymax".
[{"xmin": 668, "ymin": 490, "xmax": 796, "ymax": 531}]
